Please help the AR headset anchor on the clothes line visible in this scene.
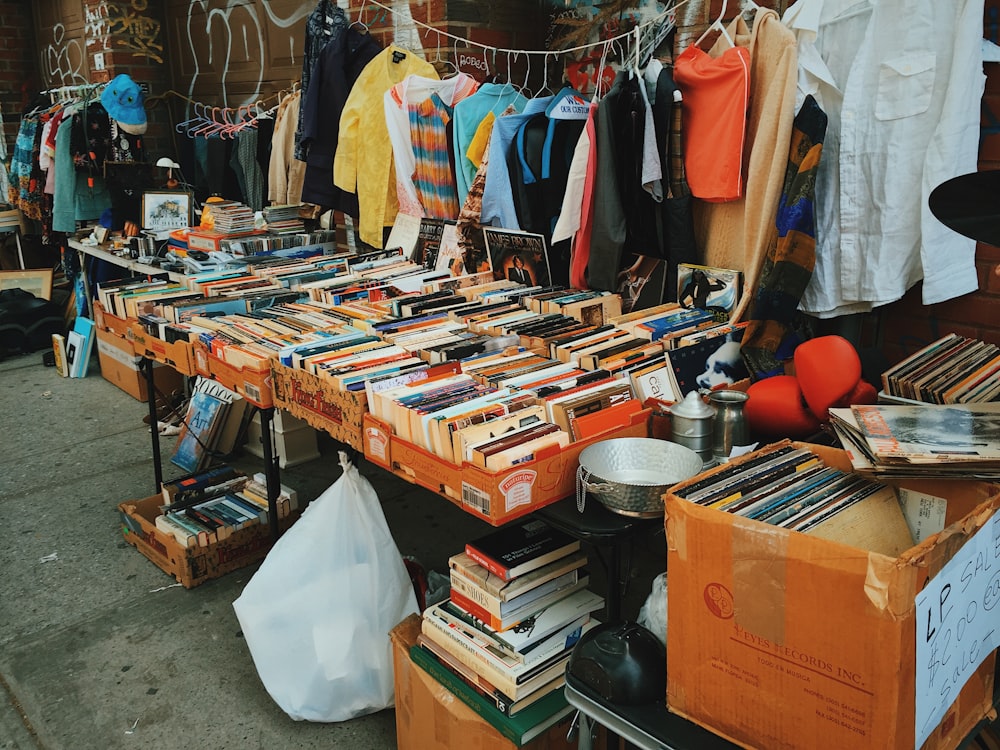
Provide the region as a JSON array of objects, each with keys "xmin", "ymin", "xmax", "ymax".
[{"xmin": 358, "ymin": 0, "xmax": 705, "ymax": 58}]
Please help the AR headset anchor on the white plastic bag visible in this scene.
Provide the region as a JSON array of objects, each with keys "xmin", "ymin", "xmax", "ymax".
[
  {"xmin": 233, "ymin": 452, "xmax": 418, "ymax": 722},
  {"xmin": 637, "ymin": 572, "xmax": 667, "ymax": 647}
]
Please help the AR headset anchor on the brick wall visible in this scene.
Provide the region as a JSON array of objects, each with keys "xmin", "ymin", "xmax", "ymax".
[
  {"xmin": 0, "ymin": 2, "xmax": 39, "ymax": 155},
  {"xmin": 878, "ymin": 1, "xmax": 1000, "ymax": 366}
]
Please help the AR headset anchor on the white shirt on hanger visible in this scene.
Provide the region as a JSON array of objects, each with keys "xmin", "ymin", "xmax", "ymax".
[
  {"xmin": 785, "ymin": 0, "xmax": 986, "ymax": 317},
  {"xmin": 384, "ymin": 72, "xmax": 478, "ymax": 219}
]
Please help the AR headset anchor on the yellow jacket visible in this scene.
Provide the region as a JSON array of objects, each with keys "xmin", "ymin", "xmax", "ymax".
[{"xmin": 334, "ymin": 45, "xmax": 437, "ymax": 248}]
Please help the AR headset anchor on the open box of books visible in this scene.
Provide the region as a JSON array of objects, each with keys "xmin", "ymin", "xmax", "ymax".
[
  {"xmin": 128, "ymin": 321, "xmax": 196, "ymax": 376},
  {"xmin": 192, "ymin": 341, "xmax": 273, "ymax": 408},
  {"xmin": 269, "ymin": 360, "xmax": 367, "ymax": 451},
  {"xmin": 118, "ymin": 492, "xmax": 297, "ymax": 589},
  {"xmin": 93, "ymin": 300, "xmax": 133, "ymax": 338},
  {"xmin": 362, "ymin": 408, "xmax": 650, "ymax": 526},
  {"xmin": 664, "ymin": 439, "xmax": 1000, "ymax": 750}
]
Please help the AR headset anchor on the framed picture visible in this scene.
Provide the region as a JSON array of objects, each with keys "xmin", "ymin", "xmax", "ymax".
[
  {"xmin": 141, "ymin": 190, "xmax": 193, "ymax": 231},
  {"xmin": 0, "ymin": 268, "xmax": 54, "ymax": 300}
]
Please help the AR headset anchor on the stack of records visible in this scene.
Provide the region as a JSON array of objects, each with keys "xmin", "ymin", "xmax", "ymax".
[
  {"xmin": 210, "ymin": 201, "xmax": 257, "ymax": 235},
  {"xmin": 830, "ymin": 403, "xmax": 1000, "ymax": 479},
  {"xmin": 263, "ymin": 203, "xmax": 305, "ymax": 234}
]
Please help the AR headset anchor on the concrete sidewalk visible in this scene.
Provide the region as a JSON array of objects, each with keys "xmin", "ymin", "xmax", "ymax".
[{"xmin": 0, "ymin": 350, "xmax": 665, "ymax": 749}]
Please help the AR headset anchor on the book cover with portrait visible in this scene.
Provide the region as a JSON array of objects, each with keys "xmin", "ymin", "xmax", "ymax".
[{"xmin": 483, "ymin": 227, "xmax": 551, "ymax": 288}]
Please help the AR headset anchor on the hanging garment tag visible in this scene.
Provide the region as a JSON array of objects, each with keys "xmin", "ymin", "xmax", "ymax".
[{"xmin": 392, "ymin": 50, "xmax": 407, "ymax": 64}]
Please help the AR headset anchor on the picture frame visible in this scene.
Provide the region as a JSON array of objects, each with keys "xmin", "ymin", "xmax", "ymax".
[
  {"xmin": 141, "ymin": 190, "xmax": 193, "ymax": 232},
  {"xmin": 0, "ymin": 268, "xmax": 54, "ymax": 300}
]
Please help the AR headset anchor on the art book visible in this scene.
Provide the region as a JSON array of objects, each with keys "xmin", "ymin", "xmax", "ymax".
[
  {"xmin": 170, "ymin": 390, "xmax": 231, "ymax": 473},
  {"xmin": 483, "ymin": 227, "xmax": 552, "ymax": 289},
  {"xmin": 465, "ymin": 519, "xmax": 580, "ymax": 582},
  {"xmin": 677, "ymin": 263, "xmax": 742, "ymax": 323}
]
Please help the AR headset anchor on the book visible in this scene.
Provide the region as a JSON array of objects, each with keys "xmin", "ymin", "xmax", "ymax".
[
  {"xmin": 170, "ymin": 390, "xmax": 231, "ymax": 473},
  {"xmin": 408, "ymin": 643, "xmax": 573, "ymax": 744},
  {"xmin": 51, "ymin": 333, "xmax": 69, "ymax": 377},
  {"xmin": 448, "ymin": 580, "xmax": 601, "ymax": 644},
  {"xmin": 68, "ymin": 316, "xmax": 96, "ymax": 378},
  {"xmin": 449, "ymin": 550, "xmax": 588, "ymax": 602},
  {"xmin": 420, "ymin": 603, "xmax": 579, "ymax": 700},
  {"xmin": 191, "ymin": 377, "xmax": 250, "ymax": 457},
  {"xmin": 465, "ymin": 519, "xmax": 581, "ymax": 582},
  {"xmin": 415, "ymin": 634, "xmax": 562, "ymax": 718}
]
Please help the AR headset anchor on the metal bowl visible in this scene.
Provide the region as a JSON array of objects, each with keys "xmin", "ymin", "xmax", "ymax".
[{"xmin": 577, "ymin": 438, "xmax": 703, "ymax": 518}]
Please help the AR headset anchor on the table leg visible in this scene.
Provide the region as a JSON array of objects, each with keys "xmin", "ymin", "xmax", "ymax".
[
  {"xmin": 258, "ymin": 407, "xmax": 282, "ymax": 541},
  {"xmin": 143, "ymin": 358, "xmax": 163, "ymax": 493}
]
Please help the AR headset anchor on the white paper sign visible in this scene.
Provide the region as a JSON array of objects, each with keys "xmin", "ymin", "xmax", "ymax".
[
  {"xmin": 899, "ymin": 488, "xmax": 948, "ymax": 543},
  {"xmin": 914, "ymin": 511, "xmax": 1000, "ymax": 749}
]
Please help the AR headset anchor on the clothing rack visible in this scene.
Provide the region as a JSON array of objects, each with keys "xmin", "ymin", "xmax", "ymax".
[{"xmin": 41, "ymin": 82, "xmax": 105, "ymax": 104}]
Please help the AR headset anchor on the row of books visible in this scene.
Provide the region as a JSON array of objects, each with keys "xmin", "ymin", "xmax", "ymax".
[
  {"xmin": 413, "ymin": 519, "xmax": 604, "ymax": 743},
  {"xmin": 155, "ymin": 466, "xmax": 298, "ymax": 548},
  {"xmin": 829, "ymin": 403, "xmax": 1000, "ymax": 479},
  {"xmin": 880, "ymin": 333, "xmax": 1000, "ymax": 404}
]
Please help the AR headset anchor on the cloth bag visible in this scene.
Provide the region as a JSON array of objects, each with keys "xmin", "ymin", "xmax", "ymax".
[{"xmin": 233, "ymin": 452, "xmax": 418, "ymax": 722}]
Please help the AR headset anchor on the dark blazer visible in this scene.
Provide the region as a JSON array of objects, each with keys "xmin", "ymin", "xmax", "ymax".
[
  {"xmin": 299, "ymin": 27, "xmax": 381, "ymax": 213},
  {"xmin": 507, "ymin": 265, "xmax": 532, "ymax": 285}
]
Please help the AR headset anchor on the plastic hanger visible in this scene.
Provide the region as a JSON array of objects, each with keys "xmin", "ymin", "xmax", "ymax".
[
  {"xmin": 536, "ymin": 53, "xmax": 556, "ymax": 98},
  {"xmin": 694, "ymin": 0, "xmax": 734, "ymax": 49},
  {"xmin": 349, "ymin": 4, "xmax": 368, "ymax": 34}
]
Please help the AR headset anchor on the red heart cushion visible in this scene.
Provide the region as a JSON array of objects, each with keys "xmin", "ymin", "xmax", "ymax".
[
  {"xmin": 744, "ymin": 375, "xmax": 822, "ymax": 439},
  {"xmin": 793, "ymin": 336, "xmax": 862, "ymax": 421}
]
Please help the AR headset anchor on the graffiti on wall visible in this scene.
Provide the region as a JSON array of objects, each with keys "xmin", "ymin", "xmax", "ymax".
[
  {"xmin": 85, "ymin": 0, "xmax": 164, "ymax": 64},
  {"xmin": 183, "ymin": 1, "xmax": 312, "ymax": 107},
  {"xmin": 40, "ymin": 23, "xmax": 88, "ymax": 87}
]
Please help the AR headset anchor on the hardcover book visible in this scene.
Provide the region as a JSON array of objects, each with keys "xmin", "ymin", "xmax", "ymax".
[
  {"xmin": 170, "ymin": 390, "xmax": 231, "ymax": 473},
  {"xmin": 465, "ymin": 519, "xmax": 581, "ymax": 582}
]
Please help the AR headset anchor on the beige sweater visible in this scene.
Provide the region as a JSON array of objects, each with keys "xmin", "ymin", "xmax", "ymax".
[
  {"xmin": 692, "ymin": 10, "xmax": 797, "ymax": 323},
  {"xmin": 267, "ymin": 91, "xmax": 306, "ymax": 205}
]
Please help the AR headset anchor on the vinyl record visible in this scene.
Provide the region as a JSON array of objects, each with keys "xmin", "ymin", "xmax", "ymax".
[{"xmin": 928, "ymin": 169, "xmax": 1000, "ymax": 247}]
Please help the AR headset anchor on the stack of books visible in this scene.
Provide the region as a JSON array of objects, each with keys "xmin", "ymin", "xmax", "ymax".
[{"xmin": 416, "ymin": 519, "xmax": 603, "ymax": 741}]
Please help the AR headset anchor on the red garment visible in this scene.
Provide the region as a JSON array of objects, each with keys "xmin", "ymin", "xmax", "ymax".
[{"xmin": 674, "ymin": 43, "xmax": 751, "ymax": 202}]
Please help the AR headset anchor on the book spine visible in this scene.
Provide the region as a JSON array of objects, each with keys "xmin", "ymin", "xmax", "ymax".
[
  {"xmin": 420, "ymin": 612, "xmax": 519, "ymax": 697},
  {"xmin": 449, "ymin": 573, "xmax": 502, "ymax": 617},
  {"xmin": 464, "ymin": 545, "xmax": 512, "ymax": 581},
  {"xmin": 450, "ymin": 589, "xmax": 506, "ymax": 631}
]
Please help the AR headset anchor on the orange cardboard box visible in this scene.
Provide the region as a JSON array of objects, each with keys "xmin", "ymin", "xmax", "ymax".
[
  {"xmin": 96, "ymin": 326, "xmax": 184, "ymax": 403},
  {"xmin": 664, "ymin": 440, "xmax": 999, "ymax": 750},
  {"xmin": 363, "ymin": 408, "xmax": 650, "ymax": 526},
  {"xmin": 390, "ymin": 614, "xmax": 575, "ymax": 750},
  {"xmin": 270, "ymin": 360, "xmax": 367, "ymax": 451}
]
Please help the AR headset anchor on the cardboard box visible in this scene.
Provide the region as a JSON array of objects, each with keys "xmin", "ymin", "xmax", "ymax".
[
  {"xmin": 96, "ymin": 327, "xmax": 184, "ymax": 403},
  {"xmin": 129, "ymin": 322, "xmax": 196, "ymax": 376},
  {"xmin": 270, "ymin": 360, "xmax": 368, "ymax": 451},
  {"xmin": 118, "ymin": 494, "xmax": 296, "ymax": 588},
  {"xmin": 93, "ymin": 301, "xmax": 132, "ymax": 338},
  {"xmin": 192, "ymin": 341, "xmax": 273, "ymax": 408},
  {"xmin": 390, "ymin": 614, "xmax": 575, "ymax": 750},
  {"xmin": 362, "ymin": 408, "xmax": 650, "ymax": 526},
  {"xmin": 664, "ymin": 440, "xmax": 1000, "ymax": 750}
]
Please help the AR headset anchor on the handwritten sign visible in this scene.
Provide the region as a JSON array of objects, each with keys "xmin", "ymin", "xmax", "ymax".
[{"xmin": 914, "ymin": 510, "xmax": 1000, "ymax": 749}]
